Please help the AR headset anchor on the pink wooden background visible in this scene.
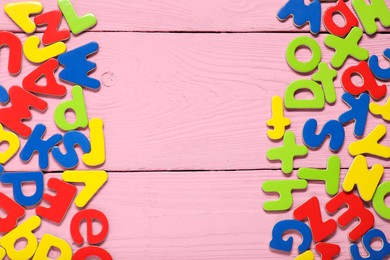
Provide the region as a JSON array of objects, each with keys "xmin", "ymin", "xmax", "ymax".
[{"xmin": 2, "ymin": 0, "xmax": 390, "ymax": 259}]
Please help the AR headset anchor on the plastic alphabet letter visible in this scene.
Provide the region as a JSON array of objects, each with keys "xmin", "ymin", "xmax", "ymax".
[
  {"xmin": 343, "ymin": 155, "xmax": 384, "ymax": 201},
  {"xmin": 62, "ymin": 170, "xmax": 108, "ymax": 208},
  {"xmin": 348, "ymin": 124, "xmax": 390, "ymax": 159},
  {"xmin": 52, "ymin": 131, "xmax": 91, "ymax": 169},
  {"xmin": 350, "ymin": 229, "xmax": 390, "ymax": 259},
  {"xmin": 277, "ymin": 0, "xmax": 321, "ymax": 34},
  {"xmin": 312, "ymin": 62, "xmax": 337, "ymax": 104},
  {"xmin": 266, "ymin": 131, "xmax": 308, "ymax": 174},
  {"xmin": 324, "ymin": 27, "xmax": 369, "ymax": 69},
  {"xmin": 23, "ymin": 58, "xmax": 67, "ymax": 97},
  {"xmin": 70, "ymin": 209, "xmax": 109, "ymax": 245},
  {"xmin": 323, "ymin": 0, "xmax": 359, "ymax": 37},
  {"xmin": 298, "ymin": 156, "xmax": 340, "ymax": 196},
  {"xmin": 4, "ymin": 2, "xmax": 43, "ymax": 34},
  {"xmin": 0, "ymin": 86, "xmax": 47, "ymax": 138},
  {"xmin": 285, "ymin": 36, "xmax": 322, "ymax": 73},
  {"xmin": 54, "ymin": 85, "xmax": 89, "ymax": 131},
  {"xmin": 20, "ymin": 124, "xmax": 62, "ymax": 170},
  {"xmin": 339, "ymin": 93, "xmax": 369, "ymax": 137},
  {"xmin": 342, "ymin": 61, "xmax": 386, "ymax": 100},
  {"xmin": 326, "ymin": 191, "xmax": 374, "ymax": 241},
  {"xmin": 82, "ymin": 118, "xmax": 106, "ymax": 166},
  {"xmin": 315, "ymin": 243, "xmax": 341, "ymax": 260},
  {"xmin": 0, "ymin": 31, "xmax": 22, "ymax": 75},
  {"xmin": 262, "ymin": 179, "xmax": 308, "ymax": 211},
  {"xmin": 269, "ymin": 219, "xmax": 312, "ymax": 253},
  {"xmin": 0, "ymin": 123, "xmax": 20, "ymax": 165},
  {"xmin": 23, "ymin": 36, "xmax": 67, "ymax": 63},
  {"xmin": 0, "ymin": 86, "xmax": 9, "ymax": 103},
  {"xmin": 0, "ymin": 192, "xmax": 25, "ymax": 233},
  {"xmin": 369, "ymin": 48, "xmax": 390, "ymax": 81},
  {"xmin": 370, "ymin": 96, "xmax": 390, "ymax": 122},
  {"xmin": 58, "ymin": 42, "xmax": 100, "ymax": 90},
  {"xmin": 373, "ymin": 181, "xmax": 390, "ymax": 220},
  {"xmin": 36, "ymin": 178, "xmax": 77, "ymax": 224},
  {"xmin": 284, "ymin": 80, "xmax": 325, "ymax": 109},
  {"xmin": 267, "ymin": 96, "xmax": 291, "ymax": 140},
  {"xmin": 352, "ymin": 0, "xmax": 390, "ymax": 35},
  {"xmin": 34, "ymin": 10, "xmax": 71, "ymax": 45},
  {"xmin": 33, "ymin": 234, "xmax": 72, "ymax": 260},
  {"xmin": 0, "ymin": 171, "xmax": 44, "ymax": 207},
  {"xmin": 294, "ymin": 197, "xmax": 337, "ymax": 242},
  {"xmin": 302, "ymin": 119, "xmax": 345, "ymax": 152},
  {"xmin": 0, "ymin": 216, "xmax": 41, "ymax": 260},
  {"xmin": 73, "ymin": 246, "xmax": 112, "ymax": 260},
  {"xmin": 58, "ymin": 0, "xmax": 97, "ymax": 35},
  {"xmin": 294, "ymin": 251, "xmax": 315, "ymax": 260}
]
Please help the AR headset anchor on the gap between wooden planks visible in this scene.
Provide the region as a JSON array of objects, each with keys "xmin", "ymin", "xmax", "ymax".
[
  {"xmin": 2, "ymin": 32, "xmax": 390, "ymax": 172},
  {"xmin": 0, "ymin": 1, "xmax": 388, "ymax": 33}
]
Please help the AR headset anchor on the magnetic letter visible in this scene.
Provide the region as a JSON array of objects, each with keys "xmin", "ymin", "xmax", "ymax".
[
  {"xmin": 62, "ymin": 170, "xmax": 108, "ymax": 208},
  {"xmin": 23, "ymin": 58, "xmax": 67, "ymax": 97},
  {"xmin": 0, "ymin": 86, "xmax": 47, "ymax": 137},
  {"xmin": 326, "ymin": 192, "xmax": 374, "ymax": 241},
  {"xmin": 33, "ymin": 234, "xmax": 72, "ymax": 260},
  {"xmin": 284, "ymin": 80, "xmax": 325, "ymax": 109},
  {"xmin": 1, "ymin": 171, "xmax": 44, "ymax": 207},
  {"xmin": 373, "ymin": 181, "xmax": 390, "ymax": 220},
  {"xmin": 70, "ymin": 209, "xmax": 109, "ymax": 245},
  {"xmin": 82, "ymin": 118, "xmax": 106, "ymax": 166},
  {"xmin": 323, "ymin": 0, "xmax": 359, "ymax": 37},
  {"xmin": 36, "ymin": 178, "xmax": 77, "ymax": 224},
  {"xmin": 349, "ymin": 124, "xmax": 390, "ymax": 159},
  {"xmin": 0, "ymin": 192, "xmax": 25, "ymax": 233},
  {"xmin": 54, "ymin": 85, "xmax": 89, "ymax": 131},
  {"xmin": 267, "ymin": 96, "xmax": 291, "ymax": 140},
  {"xmin": 267, "ymin": 131, "xmax": 308, "ymax": 174},
  {"xmin": 73, "ymin": 246, "xmax": 112, "ymax": 260},
  {"xmin": 52, "ymin": 131, "xmax": 91, "ymax": 169},
  {"xmin": 277, "ymin": 0, "xmax": 321, "ymax": 34},
  {"xmin": 294, "ymin": 197, "xmax": 337, "ymax": 242},
  {"xmin": 58, "ymin": 42, "xmax": 100, "ymax": 89},
  {"xmin": 324, "ymin": 27, "xmax": 369, "ymax": 69},
  {"xmin": 343, "ymin": 155, "xmax": 384, "ymax": 202},
  {"xmin": 303, "ymin": 119, "xmax": 345, "ymax": 152},
  {"xmin": 298, "ymin": 156, "xmax": 340, "ymax": 196},
  {"xmin": 20, "ymin": 124, "xmax": 62, "ymax": 170},
  {"xmin": 339, "ymin": 93, "xmax": 369, "ymax": 137},
  {"xmin": 0, "ymin": 216, "xmax": 41, "ymax": 260},
  {"xmin": 262, "ymin": 179, "xmax": 308, "ymax": 211},
  {"xmin": 270, "ymin": 219, "xmax": 312, "ymax": 253},
  {"xmin": 342, "ymin": 61, "xmax": 386, "ymax": 100},
  {"xmin": 352, "ymin": 0, "xmax": 390, "ymax": 35},
  {"xmin": 34, "ymin": 10, "xmax": 71, "ymax": 45}
]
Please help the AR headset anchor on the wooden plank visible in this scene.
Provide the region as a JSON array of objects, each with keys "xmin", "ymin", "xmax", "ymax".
[
  {"xmin": 0, "ymin": 1, "xmax": 388, "ymax": 32},
  {"xmin": 12, "ymin": 171, "xmax": 387, "ymax": 259},
  {"xmin": 1, "ymin": 32, "xmax": 390, "ymax": 171}
]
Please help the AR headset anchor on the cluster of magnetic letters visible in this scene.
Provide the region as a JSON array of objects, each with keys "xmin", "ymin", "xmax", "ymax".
[
  {"xmin": 0, "ymin": 0, "xmax": 112, "ymax": 259},
  {"xmin": 264, "ymin": 0, "xmax": 390, "ymax": 259}
]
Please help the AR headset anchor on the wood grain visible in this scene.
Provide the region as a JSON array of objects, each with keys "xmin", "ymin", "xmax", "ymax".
[
  {"xmin": 1, "ymin": 32, "xmax": 389, "ymax": 171},
  {"xmin": 14, "ymin": 171, "xmax": 387, "ymax": 259},
  {"xmin": 0, "ymin": 1, "xmax": 388, "ymax": 33}
]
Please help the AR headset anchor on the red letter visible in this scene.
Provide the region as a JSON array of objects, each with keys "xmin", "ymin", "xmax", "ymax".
[
  {"xmin": 36, "ymin": 178, "xmax": 77, "ymax": 224},
  {"xmin": 0, "ymin": 87, "xmax": 47, "ymax": 137},
  {"xmin": 70, "ymin": 209, "xmax": 109, "ymax": 245},
  {"xmin": 0, "ymin": 192, "xmax": 24, "ymax": 233},
  {"xmin": 23, "ymin": 59, "xmax": 67, "ymax": 97},
  {"xmin": 73, "ymin": 246, "xmax": 112, "ymax": 260}
]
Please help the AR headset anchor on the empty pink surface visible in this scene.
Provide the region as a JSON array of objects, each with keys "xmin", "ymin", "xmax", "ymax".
[{"xmin": 0, "ymin": 0, "xmax": 389, "ymax": 259}]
